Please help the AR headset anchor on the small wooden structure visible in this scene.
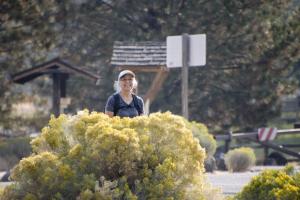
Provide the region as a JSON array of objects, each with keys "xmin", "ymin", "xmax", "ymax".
[
  {"xmin": 111, "ymin": 41, "xmax": 168, "ymax": 110},
  {"xmin": 12, "ymin": 57, "xmax": 100, "ymax": 117}
]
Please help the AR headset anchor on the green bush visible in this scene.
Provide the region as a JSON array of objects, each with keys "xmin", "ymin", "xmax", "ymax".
[
  {"xmin": 0, "ymin": 111, "xmax": 223, "ymax": 200},
  {"xmin": 283, "ymin": 163, "xmax": 297, "ymax": 175},
  {"xmin": 0, "ymin": 136, "xmax": 32, "ymax": 170},
  {"xmin": 187, "ymin": 121, "xmax": 217, "ymax": 157},
  {"xmin": 224, "ymin": 147, "xmax": 256, "ymax": 172},
  {"xmin": 234, "ymin": 166, "xmax": 300, "ymax": 200},
  {"xmin": 0, "ymin": 156, "xmax": 19, "ymax": 171},
  {"xmin": 0, "ymin": 137, "xmax": 31, "ymax": 158},
  {"xmin": 0, "ymin": 188, "xmax": 4, "ymax": 197}
]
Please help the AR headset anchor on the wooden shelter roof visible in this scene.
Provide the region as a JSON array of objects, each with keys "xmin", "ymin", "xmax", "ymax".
[
  {"xmin": 12, "ymin": 57, "xmax": 100, "ymax": 84},
  {"xmin": 111, "ymin": 41, "xmax": 166, "ymax": 68}
]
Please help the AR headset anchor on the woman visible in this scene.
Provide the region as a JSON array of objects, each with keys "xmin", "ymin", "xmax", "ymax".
[{"xmin": 105, "ymin": 70, "xmax": 144, "ymax": 118}]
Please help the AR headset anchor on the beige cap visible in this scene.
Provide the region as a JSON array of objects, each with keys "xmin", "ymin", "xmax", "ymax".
[{"xmin": 118, "ymin": 70, "xmax": 135, "ymax": 80}]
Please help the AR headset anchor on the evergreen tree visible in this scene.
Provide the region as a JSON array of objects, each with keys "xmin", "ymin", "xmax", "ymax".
[{"xmin": 1, "ymin": 0, "xmax": 299, "ymax": 131}]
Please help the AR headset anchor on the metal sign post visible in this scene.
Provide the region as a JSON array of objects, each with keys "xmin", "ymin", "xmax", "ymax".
[{"xmin": 182, "ymin": 34, "xmax": 189, "ymax": 119}]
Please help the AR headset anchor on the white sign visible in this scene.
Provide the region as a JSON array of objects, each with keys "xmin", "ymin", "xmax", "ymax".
[{"xmin": 166, "ymin": 34, "xmax": 206, "ymax": 68}]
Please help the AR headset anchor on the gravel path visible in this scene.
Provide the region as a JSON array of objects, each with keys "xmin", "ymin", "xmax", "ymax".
[
  {"xmin": 205, "ymin": 166, "xmax": 289, "ymax": 196},
  {"xmin": 206, "ymin": 171, "xmax": 259, "ymax": 195}
]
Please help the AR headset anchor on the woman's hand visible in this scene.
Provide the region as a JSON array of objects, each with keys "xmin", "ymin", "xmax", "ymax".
[{"xmin": 105, "ymin": 110, "xmax": 114, "ymax": 117}]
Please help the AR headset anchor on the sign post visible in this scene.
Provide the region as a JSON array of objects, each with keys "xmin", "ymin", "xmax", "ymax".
[
  {"xmin": 167, "ymin": 34, "xmax": 206, "ymax": 119},
  {"xmin": 182, "ymin": 34, "xmax": 189, "ymax": 119}
]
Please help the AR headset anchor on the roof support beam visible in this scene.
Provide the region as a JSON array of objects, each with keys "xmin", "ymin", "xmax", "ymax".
[{"xmin": 143, "ymin": 68, "xmax": 169, "ymax": 104}]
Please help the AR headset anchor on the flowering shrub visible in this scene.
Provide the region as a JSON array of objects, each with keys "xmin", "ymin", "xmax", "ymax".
[
  {"xmin": 187, "ymin": 121, "xmax": 217, "ymax": 157},
  {"xmin": 0, "ymin": 111, "xmax": 221, "ymax": 199},
  {"xmin": 234, "ymin": 165, "xmax": 300, "ymax": 200},
  {"xmin": 224, "ymin": 147, "xmax": 256, "ymax": 172},
  {"xmin": 186, "ymin": 121, "xmax": 217, "ymax": 172}
]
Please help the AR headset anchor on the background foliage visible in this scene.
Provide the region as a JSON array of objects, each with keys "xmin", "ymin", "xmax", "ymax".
[
  {"xmin": 1, "ymin": 0, "xmax": 300, "ymax": 133},
  {"xmin": 0, "ymin": 136, "xmax": 31, "ymax": 171}
]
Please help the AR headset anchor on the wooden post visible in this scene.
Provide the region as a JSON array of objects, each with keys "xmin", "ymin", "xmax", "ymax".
[
  {"xmin": 60, "ymin": 74, "xmax": 69, "ymax": 98},
  {"xmin": 182, "ymin": 34, "xmax": 189, "ymax": 119},
  {"xmin": 264, "ymin": 146, "xmax": 269, "ymax": 164},
  {"xmin": 144, "ymin": 99, "xmax": 150, "ymax": 115},
  {"xmin": 224, "ymin": 130, "xmax": 232, "ymax": 153},
  {"xmin": 52, "ymin": 73, "xmax": 61, "ymax": 117}
]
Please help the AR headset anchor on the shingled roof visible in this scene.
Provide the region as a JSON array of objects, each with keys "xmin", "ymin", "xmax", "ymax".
[{"xmin": 111, "ymin": 41, "xmax": 166, "ymax": 67}]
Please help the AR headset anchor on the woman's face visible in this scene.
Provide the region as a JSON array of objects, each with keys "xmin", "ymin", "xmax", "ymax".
[{"xmin": 119, "ymin": 74, "xmax": 134, "ymax": 92}]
